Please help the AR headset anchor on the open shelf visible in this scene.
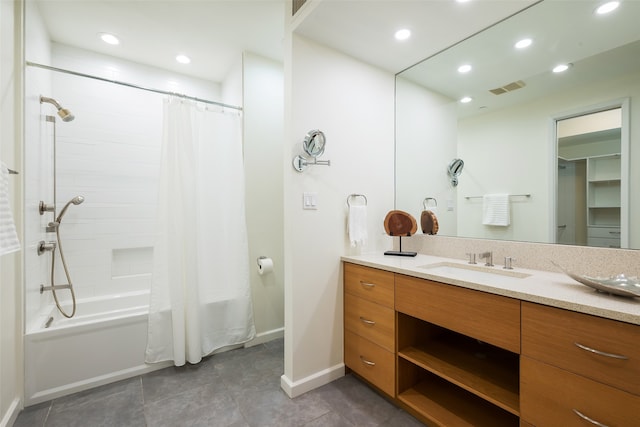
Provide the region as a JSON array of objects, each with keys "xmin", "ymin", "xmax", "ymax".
[
  {"xmin": 399, "ymin": 334, "xmax": 519, "ymax": 415},
  {"xmin": 398, "ymin": 367, "xmax": 519, "ymax": 427}
]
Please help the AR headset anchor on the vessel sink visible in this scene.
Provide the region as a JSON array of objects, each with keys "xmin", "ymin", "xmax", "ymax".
[{"xmin": 418, "ymin": 261, "xmax": 531, "ymax": 281}]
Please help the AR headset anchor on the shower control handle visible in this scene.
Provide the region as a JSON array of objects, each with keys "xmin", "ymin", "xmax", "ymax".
[
  {"xmin": 39, "ymin": 201, "xmax": 55, "ymax": 215},
  {"xmin": 37, "ymin": 240, "xmax": 56, "ymax": 256}
]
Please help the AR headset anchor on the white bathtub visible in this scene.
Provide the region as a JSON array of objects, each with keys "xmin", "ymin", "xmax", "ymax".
[{"xmin": 24, "ymin": 290, "xmax": 171, "ymax": 405}]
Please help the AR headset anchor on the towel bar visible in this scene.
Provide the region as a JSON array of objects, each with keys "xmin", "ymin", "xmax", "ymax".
[{"xmin": 347, "ymin": 194, "xmax": 367, "ymax": 207}]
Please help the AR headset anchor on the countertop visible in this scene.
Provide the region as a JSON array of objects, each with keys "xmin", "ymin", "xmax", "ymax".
[{"xmin": 341, "ymin": 253, "xmax": 640, "ymax": 325}]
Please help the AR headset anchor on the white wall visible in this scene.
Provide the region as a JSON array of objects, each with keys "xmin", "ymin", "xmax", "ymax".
[
  {"xmin": 0, "ymin": 0, "xmax": 23, "ymax": 425},
  {"xmin": 243, "ymin": 52, "xmax": 285, "ymax": 342},
  {"xmin": 281, "ymin": 34, "xmax": 395, "ymax": 397}
]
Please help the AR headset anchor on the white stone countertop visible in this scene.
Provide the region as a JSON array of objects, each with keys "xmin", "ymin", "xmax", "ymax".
[{"xmin": 341, "ymin": 253, "xmax": 640, "ymax": 325}]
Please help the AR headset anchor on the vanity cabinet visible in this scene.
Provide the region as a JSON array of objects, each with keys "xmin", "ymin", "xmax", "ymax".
[
  {"xmin": 521, "ymin": 302, "xmax": 640, "ymax": 426},
  {"xmin": 395, "ymin": 274, "xmax": 520, "ymax": 426},
  {"xmin": 343, "ymin": 262, "xmax": 639, "ymax": 426},
  {"xmin": 343, "ymin": 263, "xmax": 395, "ymax": 396}
]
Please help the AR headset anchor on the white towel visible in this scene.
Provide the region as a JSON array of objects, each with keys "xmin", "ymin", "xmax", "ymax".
[
  {"xmin": 348, "ymin": 205, "xmax": 368, "ymax": 247},
  {"xmin": 482, "ymin": 193, "xmax": 510, "ymax": 226},
  {"xmin": 0, "ymin": 163, "xmax": 20, "ymax": 256}
]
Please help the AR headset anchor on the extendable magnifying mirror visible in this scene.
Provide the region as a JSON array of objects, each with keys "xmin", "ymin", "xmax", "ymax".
[
  {"xmin": 447, "ymin": 158, "xmax": 464, "ymax": 187},
  {"xmin": 293, "ymin": 129, "xmax": 331, "ymax": 172}
]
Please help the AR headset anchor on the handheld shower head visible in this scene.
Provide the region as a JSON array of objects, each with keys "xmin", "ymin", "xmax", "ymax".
[
  {"xmin": 40, "ymin": 96, "xmax": 75, "ymax": 122},
  {"xmin": 56, "ymin": 196, "xmax": 85, "ymax": 223}
]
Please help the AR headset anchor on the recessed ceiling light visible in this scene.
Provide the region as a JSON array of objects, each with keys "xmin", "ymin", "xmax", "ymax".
[
  {"xmin": 460, "ymin": 96, "xmax": 473, "ymax": 103},
  {"xmin": 395, "ymin": 29, "xmax": 411, "ymax": 41},
  {"xmin": 515, "ymin": 38, "xmax": 532, "ymax": 49},
  {"xmin": 99, "ymin": 33, "xmax": 120, "ymax": 45},
  {"xmin": 457, "ymin": 64, "xmax": 472, "ymax": 74},
  {"xmin": 596, "ymin": 1, "xmax": 620, "ymax": 14},
  {"xmin": 552, "ymin": 63, "xmax": 571, "ymax": 73},
  {"xmin": 176, "ymin": 54, "xmax": 191, "ymax": 64}
]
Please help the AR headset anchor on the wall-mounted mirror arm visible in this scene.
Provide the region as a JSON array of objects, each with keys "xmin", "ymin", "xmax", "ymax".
[{"xmin": 292, "ymin": 155, "xmax": 331, "ymax": 172}]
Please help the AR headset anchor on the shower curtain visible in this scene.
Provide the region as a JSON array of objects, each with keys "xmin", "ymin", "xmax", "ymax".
[{"xmin": 145, "ymin": 97, "xmax": 255, "ymax": 366}]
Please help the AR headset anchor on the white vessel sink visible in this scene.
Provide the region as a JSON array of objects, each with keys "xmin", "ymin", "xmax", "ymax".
[{"xmin": 418, "ymin": 261, "xmax": 531, "ymax": 282}]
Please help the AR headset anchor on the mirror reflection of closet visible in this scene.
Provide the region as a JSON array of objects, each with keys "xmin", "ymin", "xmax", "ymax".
[{"xmin": 556, "ymin": 107, "xmax": 624, "ymax": 248}]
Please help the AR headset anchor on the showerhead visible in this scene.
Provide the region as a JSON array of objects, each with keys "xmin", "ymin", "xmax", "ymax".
[
  {"xmin": 40, "ymin": 96, "xmax": 75, "ymax": 122},
  {"xmin": 56, "ymin": 195, "xmax": 85, "ymax": 224}
]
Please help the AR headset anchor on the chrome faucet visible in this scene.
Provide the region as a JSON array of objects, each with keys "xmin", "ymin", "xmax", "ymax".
[
  {"xmin": 503, "ymin": 256, "xmax": 516, "ymax": 270},
  {"xmin": 478, "ymin": 251, "xmax": 493, "ymax": 267}
]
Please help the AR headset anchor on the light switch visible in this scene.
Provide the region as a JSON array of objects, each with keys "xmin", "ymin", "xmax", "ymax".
[
  {"xmin": 447, "ymin": 199, "xmax": 455, "ymax": 212},
  {"xmin": 303, "ymin": 192, "xmax": 318, "ymax": 210}
]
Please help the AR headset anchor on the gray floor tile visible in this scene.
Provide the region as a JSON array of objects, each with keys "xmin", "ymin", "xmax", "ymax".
[
  {"xmin": 303, "ymin": 411, "xmax": 355, "ymax": 427},
  {"xmin": 12, "ymin": 401, "xmax": 50, "ymax": 427},
  {"xmin": 308, "ymin": 375, "xmax": 400, "ymax": 427},
  {"xmin": 236, "ymin": 386, "xmax": 332, "ymax": 427},
  {"xmin": 14, "ymin": 339, "xmax": 426, "ymax": 427},
  {"xmin": 46, "ymin": 378, "xmax": 145, "ymax": 427},
  {"xmin": 145, "ymin": 382, "xmax": 245, "ymax": 427}
]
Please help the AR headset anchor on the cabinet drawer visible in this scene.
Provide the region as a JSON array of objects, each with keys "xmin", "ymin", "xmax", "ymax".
[
  {"xmin": 395, "ymin": 274, "xmax": 520, "ymax": 353},
  {"xmin": 344, "ymin": 293, "xmax": 395, "ymax": 352},
  {"xmin": 587, "ymin": 236, "xmax": 620, "ymax": 248},
  {"xmin": 522, "ymin": 302, "xmax": 640, "ymax": 395},
  {"xmin": 344, "ymin": 263, "xmax": 394, "ymax": 308},
  {"xmin": 587, "ymin": 226, "xmax": 621, "ymax": 238},
  {"xmin": 521, "ymin": 357, "xmax": 640, "ymax": 426},
  {"xmin": 344, "ymin": 330, "xmax": 395, "ymax": 397}
]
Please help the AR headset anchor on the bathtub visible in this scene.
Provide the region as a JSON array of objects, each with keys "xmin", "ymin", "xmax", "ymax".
[{"xmin": 24, "ymin": 290, "xmax": 171, "ymax": 406}]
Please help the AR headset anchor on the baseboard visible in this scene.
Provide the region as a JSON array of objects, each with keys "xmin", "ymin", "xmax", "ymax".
[
  {"xmin": 0, "ymin": 397, "xmax": 21, "ymax": 427},
  {"xmin": 245, "ymin": 327, "xmax": 284, "ymax": 348},
  {"xmin": 280, "ymin": 363, "xmax": 345, "ymax": 398}
]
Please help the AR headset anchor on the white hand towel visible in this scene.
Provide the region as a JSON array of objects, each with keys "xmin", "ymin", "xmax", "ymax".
[
  {"xmin": 482, "ymin": 193, "xmax": 510, "ymax": 226},
  {"xmin": 348, "ymin": 205, "xmax": 368, "ymax": 247},
  {"xmin": 0, "ymin": 163, "xmax": 20, "ymax": 255}
]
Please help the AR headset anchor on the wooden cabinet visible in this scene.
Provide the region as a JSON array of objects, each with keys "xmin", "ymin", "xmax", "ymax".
[
  {"xmin": 395, "ymin": 275, "xmax": 520, "ymax": 426},
  {"xmin": 343, "ymin": 262, "xmax": 639, "ymax": 426},
  {"xmin": 521, "ymin": 357, "xmax": 639, "ymax": 427},
  {"xmin": 343, "ymin": 263, "xmax": 395, "ymax": 396},
  {"xmin": 521, "ymin": 302, "xmax": 640, "ymax": 426}
]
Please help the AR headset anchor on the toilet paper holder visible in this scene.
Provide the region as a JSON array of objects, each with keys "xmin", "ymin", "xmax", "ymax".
[{"xmin": 257, "ymin": 256, "xmax": 268, "ymax": 266}]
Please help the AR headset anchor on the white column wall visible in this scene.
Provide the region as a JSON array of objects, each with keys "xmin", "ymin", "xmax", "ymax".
[
  {"xmin": 243, "ymin": 52, "xmax": 285, "ymax": 342},
  {"xmin": 282, "ymin": 34, "xmax": 395, "ymax": 397}
]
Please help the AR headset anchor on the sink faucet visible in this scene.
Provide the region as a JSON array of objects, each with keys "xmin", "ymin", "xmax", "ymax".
[{"xmin": 478, "ymin": 251, "xmax": 493, "ymax": 267}]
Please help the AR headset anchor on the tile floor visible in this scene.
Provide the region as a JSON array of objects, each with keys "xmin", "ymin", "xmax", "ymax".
[{"xmin": 14, "ymin": 339, "xmax": 425, "ymax": 426}]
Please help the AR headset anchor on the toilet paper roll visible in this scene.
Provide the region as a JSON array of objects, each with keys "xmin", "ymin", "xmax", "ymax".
[{"xmin": 257, "ymin": 257, "xmax": 274, "ymax": 275}]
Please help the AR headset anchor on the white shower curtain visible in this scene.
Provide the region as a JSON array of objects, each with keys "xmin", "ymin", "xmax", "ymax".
[{"xmin": 145, "ymin": 97, "xmax": 255, "ymax": 366}]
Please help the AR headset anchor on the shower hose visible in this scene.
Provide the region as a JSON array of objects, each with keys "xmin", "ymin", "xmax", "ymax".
[{"xmin": 49, "ymin": 223, "xmax": 77, "ymax": 318}]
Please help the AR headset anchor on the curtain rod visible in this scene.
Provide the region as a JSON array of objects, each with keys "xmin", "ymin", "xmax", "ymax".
[{"xmin": 26, "ymin": 61, "xmax": 242, "ymax": 111}]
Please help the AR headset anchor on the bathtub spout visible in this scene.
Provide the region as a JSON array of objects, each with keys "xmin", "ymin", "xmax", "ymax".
[{"xmin": 40, "ymin": 283, "xmax": 71, "ymax": 294}]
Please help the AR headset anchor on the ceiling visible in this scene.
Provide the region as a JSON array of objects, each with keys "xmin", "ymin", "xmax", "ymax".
[
  {"xmin": 33, "ymin": 0, "xmax": 287, "ymax": 82},
  {"xmin": 32, "ymin": 0, "xmax": 540, "ymax": 83}
]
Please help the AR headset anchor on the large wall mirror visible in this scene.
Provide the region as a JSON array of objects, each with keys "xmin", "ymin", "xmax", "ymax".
[{"xmin": 395, "ymin": 0, "xmax": 639, "ymax": 250}]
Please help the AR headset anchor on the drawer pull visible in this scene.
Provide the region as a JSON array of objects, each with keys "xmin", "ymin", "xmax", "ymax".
[
  {"xmin": 574, "ymin": 342, "xmax": 628, "ymax": 360},
  {"xmin": 359, "ymin": 281, "xmax": 376, "ymax": 288},
  {"xmin": 572, "ymin": 409, "xmax": 610, "ymax": 427},
  {"xmin": 359, "ymin": 316, "xmax": 376, "ymax": 325},
  {"xmin": 359, "ymin": 356, "xmax": 376, "ymax": 366}
]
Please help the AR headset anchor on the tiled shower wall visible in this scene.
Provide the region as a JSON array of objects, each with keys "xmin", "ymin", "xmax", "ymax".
[{"xmin": 24, "ymin": 43, "xmax": 222, "ymax": 327}]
